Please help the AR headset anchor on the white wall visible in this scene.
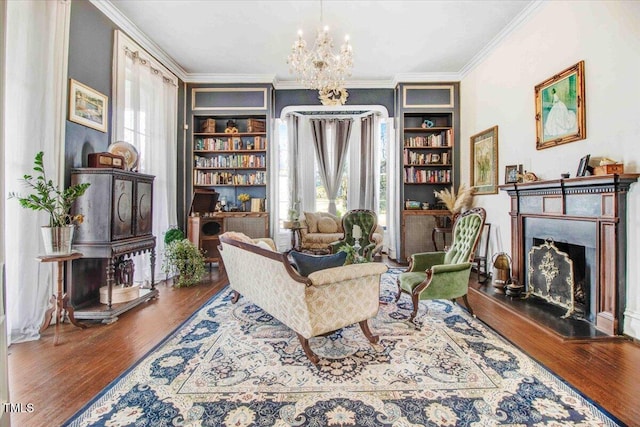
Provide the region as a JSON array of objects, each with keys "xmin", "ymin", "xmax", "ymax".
[{"xmin": 460, "ymin": 1, "xmax": 640, "ymax": 338}]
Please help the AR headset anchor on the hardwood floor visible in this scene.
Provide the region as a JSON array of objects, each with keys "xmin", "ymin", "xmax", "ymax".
[{"xmin": 8, "ymin": 261, "xmax": 639, "ymax": 426}]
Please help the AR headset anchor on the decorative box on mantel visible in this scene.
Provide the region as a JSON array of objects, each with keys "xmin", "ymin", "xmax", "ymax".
[{"xmin": 499, "ymin": 173, "xmax": 639, "ymax": 335}]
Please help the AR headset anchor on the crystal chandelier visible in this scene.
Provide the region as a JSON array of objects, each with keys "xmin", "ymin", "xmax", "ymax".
[{"xmin": 287, "ymin": 0, "xmax": 353, "ymax": 104}]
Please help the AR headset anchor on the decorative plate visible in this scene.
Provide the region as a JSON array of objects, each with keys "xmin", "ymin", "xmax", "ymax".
[{"xmin": 108, "ymin": 141, "xmax": 139, "ymax": 171}]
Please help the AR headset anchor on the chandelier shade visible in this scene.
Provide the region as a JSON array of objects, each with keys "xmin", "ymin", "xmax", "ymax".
[{"xmin": 286, "ymin": 0, "xmax": 353, "ymax": 103}]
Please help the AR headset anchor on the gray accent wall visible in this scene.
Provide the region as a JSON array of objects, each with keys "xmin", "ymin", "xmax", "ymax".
[{"xmin": 66, "ymin": 0, "xmax": 115, "ymax": 184}]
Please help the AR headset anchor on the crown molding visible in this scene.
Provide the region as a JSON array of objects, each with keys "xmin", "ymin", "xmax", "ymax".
[
  {"xmin": 459, "ymin": 0, "xmax": 543, "ymax": 78},
  {"xmin": 185, "ymin": 73, "xmax": 276, "ymax": 84},
  {"xmin": 90, "ymin": 0, "xmax": 188, "ymax": 81}
]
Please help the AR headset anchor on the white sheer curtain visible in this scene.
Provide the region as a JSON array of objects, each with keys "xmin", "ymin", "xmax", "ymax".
[
  {"xmin": 113, "ymin": 31, "xmax": 178, "ymax": 283},
  {"xmin": 4, "ymin": 0, "xmax": 71, "ymax": 343}
]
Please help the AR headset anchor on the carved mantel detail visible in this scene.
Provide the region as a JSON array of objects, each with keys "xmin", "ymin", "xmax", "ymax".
[{"xmin": 499, "ymin": 174, "xmax": 639, "ymax": 335}]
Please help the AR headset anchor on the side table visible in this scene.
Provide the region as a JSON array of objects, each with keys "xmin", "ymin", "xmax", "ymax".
[
  {"xmin": 38, "ymin": 251, "xmax": 86, "ymax": 345},
  {"xmin": 283, "ymin": 224, "xmax": 304, "ymax": 252}
]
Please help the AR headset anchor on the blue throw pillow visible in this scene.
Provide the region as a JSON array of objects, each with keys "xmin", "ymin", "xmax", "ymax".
[{"xmin": 290, "ymin": 251, "xmax": 347, "ymax": 277}]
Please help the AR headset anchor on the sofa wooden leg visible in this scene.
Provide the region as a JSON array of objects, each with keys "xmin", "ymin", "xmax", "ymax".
[
  {"xmin": 296, "ymin": 333, "xmax": 320, "ymax": 364},
  {"xmin": 395, "ymin": 280, "xmax": 402, "ymax": 302},
  {"xmin": 230, "ymin": 290, "xmax": 240, "ymax": 304},
  {"xmin": 462, "ymin": 294, "xmax": 474, "ymax": 316},
  {"xmin": 359, "ymin": 320, "xmax": 379, "ymax": 344}
]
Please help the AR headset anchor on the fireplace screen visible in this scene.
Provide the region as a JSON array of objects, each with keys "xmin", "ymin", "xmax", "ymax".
[{"xmin": 527, "ymin": 239, "xmax": 575, "ymax": 318}]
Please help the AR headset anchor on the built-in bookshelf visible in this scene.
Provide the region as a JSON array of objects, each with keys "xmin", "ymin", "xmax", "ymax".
[
  {"xmin": 191, "ymin": 115, "xmax": 268, "ymax": 210},
  {"xmin": 397, "ymin": 83, "xmax": 459, "ymax": 262}
]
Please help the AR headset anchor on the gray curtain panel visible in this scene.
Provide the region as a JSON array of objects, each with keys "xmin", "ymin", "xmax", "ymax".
[
  {"xmin": 287, "ymin": 114, "xmax": 300, "ymax": 218},
  {"xmin": 310, "ymin": 118, "xmax": 353, "ymax": 214},
  {"xmin": 359, "ymin": 113, "xmax": 376, "ymax": 211}
]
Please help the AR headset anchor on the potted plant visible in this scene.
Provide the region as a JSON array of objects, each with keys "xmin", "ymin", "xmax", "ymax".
[
  {"xmin": 9, "ymin": 151, "xmax": 90, "ymax": 255},
  {"xmin": 162, "ymin": 237, "xmax": 206, "ymax": 288}
]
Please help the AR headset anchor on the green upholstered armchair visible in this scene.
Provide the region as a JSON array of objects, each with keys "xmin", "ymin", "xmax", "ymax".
[
  {"xmin": 396, "ymin": 207, "xmax": 486, "ymax": 323},
  {"xmin": 329, "ymin": 209, "xmax": 379, "ymax": 261}
]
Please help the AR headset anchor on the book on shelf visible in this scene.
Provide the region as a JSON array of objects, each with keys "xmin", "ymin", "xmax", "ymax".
[
  {"xmin": 195, "ymin": 136, "xmax": 267, "ymax": 151},
  {"xmin": 194, "ymin": 153, "xmax": 266, "ymax": 169},
  {"xmin": 404, "ymin": 129, "xmax": 452, "ymax": 147},
  {"xmin": 194, "ymin": 170, "xmax": 267, "ymax": 186},
  {"xmin": 404, "ymin": 167, "xmax": 451, "ymax": 183}
]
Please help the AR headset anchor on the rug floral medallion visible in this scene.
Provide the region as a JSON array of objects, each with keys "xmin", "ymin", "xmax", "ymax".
[{"xmin": 65, "ymin": 268, "xmax": 620, "ymax": 426}]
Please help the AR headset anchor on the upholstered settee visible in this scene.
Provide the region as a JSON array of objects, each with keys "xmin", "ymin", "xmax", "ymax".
[
  {"xmin": 218, "ymin": 234, "xmax": 388, "ymax": 364},
  {"xmin": 300, "ymin": 211, "xmax": 383, "ymax": 255}
]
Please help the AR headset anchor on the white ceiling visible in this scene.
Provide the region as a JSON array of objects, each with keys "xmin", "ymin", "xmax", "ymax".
[{"xmin": 100, "ymin": 0, "xmax": 538, "ymax": 87}]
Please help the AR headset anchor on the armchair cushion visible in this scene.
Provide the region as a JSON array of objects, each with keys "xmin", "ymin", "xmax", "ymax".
[
  {"xmin": 318, "ymin": 216, "xmax": 339, "ymax": 233},
  {"xmin": 290, "ymin": 250, "xmax": 347, "ymax": 277},
  {"xmin": 408, "ymin": 251, "xmax": 446, "ymax": 272}
]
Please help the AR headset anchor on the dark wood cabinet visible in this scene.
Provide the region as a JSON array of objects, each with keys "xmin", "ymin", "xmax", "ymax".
[{"xmin": 70, "ymin": 168, "xmax": 157, "ymax": 323}]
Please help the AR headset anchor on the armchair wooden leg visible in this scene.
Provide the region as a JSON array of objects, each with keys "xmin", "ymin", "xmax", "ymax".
[
  {"xmin": 230, "ymin": 290, "xmax": 240, "ymax": 304},
  {"xmin": 410, "ymin": 294, "xmax": 420, "ymax": 323},
  {"xmin": 359, "ymin": 320, "xmax": 379, "ymax": 344},
  {"xmin": 296, "ymin": 333, "xmax": 320, "ymax": 364}
]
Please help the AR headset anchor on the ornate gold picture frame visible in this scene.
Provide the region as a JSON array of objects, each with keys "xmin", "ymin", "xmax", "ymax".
[
  {"xmin": 470, "ymin": 126, "xmax": 498, "ymax": 195},
  {"xmin": 535, "ymin": 61, "xmax": 586, "ymax": 150}
]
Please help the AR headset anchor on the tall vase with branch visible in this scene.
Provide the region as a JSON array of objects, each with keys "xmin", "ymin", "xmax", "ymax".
[
  {"xmin": 434, "ymin": 183, "xmax": 475, "ymax": 217},
  {"xmin": 9, "ymin": 151, "xmax": 91, "ymax": 255}
]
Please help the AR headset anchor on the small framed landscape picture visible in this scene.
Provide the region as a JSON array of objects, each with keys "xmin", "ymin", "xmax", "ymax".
[
  {"xmin": 535, "ymin": 61, "xmax": 586, "ymax": 150},
  {"xmin": 470, "ymin": 126, "xmax": 499, "ymax": 195},
  {"xmin": 68, "ymin": 79, "xmax": 108, "ymax": 132},
  {"xmin": 505, "ymin": 164, "xmax": 523, "ymax": 184}
]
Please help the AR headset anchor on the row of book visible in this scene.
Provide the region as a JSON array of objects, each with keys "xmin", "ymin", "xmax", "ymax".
[
  {"xmin": 194, "ymin": 136, "xmax": 267, "ymax": 151},
  {"xmin": 194, "ymin": 154, "xmax": 266, "ymax": 169},
  {"xmin": 404, "ymin": 168, "xmax": 451, "ymax": 183},
  {"xmin": 404, "ymin": 150, "xmax": 451, "ymax": 165},
  {"xmin": 194, "ymin": 170, "xmax": 267, "ymax": 186},
  {"xmin": 404, "ymin": 129, "xmax": 452, "ymax": 147}
]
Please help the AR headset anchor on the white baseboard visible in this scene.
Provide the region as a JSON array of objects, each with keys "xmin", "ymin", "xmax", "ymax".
[{"xmin": 623, "ymin": 308, "xmax": 640, "ymax": 340}]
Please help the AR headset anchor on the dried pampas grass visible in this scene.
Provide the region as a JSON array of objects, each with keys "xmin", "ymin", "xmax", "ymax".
[{"xmin": 434, "ymin": 183, "xmax": 475, "ymax": 214}]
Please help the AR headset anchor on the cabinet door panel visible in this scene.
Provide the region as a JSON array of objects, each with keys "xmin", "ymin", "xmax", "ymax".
[
  {"xmin": 112, "ymin": 178, "xmax": 134, "ymax": 240},
  {"xmin": 136, "ymin": 180, "xmax": 153, "ymax": 236}
]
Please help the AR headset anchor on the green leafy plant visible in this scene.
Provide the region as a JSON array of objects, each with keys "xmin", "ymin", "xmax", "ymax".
[
  {"xmin": 9, "ymin": 151, "xmax": 91, "ymax": 227},
  {"xmin": 164, "ymin": 226, "xmax": 185, "ymax": 245},
  {"xmin": 162, "ymin": 238, "xmax": 206, "ymax": 288},
  {"xmin": 338, "ymin": 243, "xmax": 368, "ymax": 265}
]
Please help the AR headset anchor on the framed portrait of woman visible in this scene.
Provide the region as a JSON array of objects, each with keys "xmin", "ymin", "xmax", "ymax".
[{"xmin": 535, "ymin": 61, "xmax": 586, "ymax": 150}]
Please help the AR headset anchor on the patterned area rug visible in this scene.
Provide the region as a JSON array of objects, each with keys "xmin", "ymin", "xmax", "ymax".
[{"xmin": 65, "ymin": 268, "xmax": 620, "ymax": 426}]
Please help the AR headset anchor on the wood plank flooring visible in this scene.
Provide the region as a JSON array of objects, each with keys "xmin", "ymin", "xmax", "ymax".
[{"xmin": 7, "ymin": 261, "xmax": 640, "ymax": 426}]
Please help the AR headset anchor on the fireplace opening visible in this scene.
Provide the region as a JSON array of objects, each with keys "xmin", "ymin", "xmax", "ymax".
[{"xmin": 530, "ymin": 238, "xmax": 589, "ymax": 321}]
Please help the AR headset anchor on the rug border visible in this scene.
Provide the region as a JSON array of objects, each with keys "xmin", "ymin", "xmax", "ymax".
[{"xmin": 61, "ymin": 284, "xmax": 230, "ymax": 426}]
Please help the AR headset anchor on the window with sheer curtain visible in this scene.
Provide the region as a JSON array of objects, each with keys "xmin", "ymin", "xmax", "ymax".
[{"xmin": 112, "ymin": 30, "xmax": 178, "ymax": 282}]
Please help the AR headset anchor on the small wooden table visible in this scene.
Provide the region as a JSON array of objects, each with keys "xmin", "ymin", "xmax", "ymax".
[{"xmin": 38, "ymin": 251, "xmax": 86, "ymax": 345}]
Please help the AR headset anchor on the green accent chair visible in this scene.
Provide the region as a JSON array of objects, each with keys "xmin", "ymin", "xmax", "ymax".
[
  {"xmin": 396, "ymin": 207, "xmax": 486, "ymax": 323},
  {"xmin": 329, "ymin": 209, "xmax": 379, "ymax": 261}
]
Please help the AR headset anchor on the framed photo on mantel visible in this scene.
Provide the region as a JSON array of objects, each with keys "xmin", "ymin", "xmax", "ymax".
[{"xmin": 535, "ymin": 61, "xmax": 586, "ymax": 150}]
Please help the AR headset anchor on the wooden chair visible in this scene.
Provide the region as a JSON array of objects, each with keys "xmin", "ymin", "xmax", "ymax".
[{"xmin": 472, "ymin": 223, "xmax": 491, "ymax": 283}]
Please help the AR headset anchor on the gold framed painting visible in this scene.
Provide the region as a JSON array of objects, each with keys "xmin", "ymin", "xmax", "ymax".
[
  {"xmin": 470, "ymin": 126, "xmax": 498, "ymax": 195},
  {"xmin": 535, "ymin": 61, "xmax": 586, "ymax": 150},
  {"xmin": 68, "ymin": 79, "xmax": 108, "ymax": 132}
]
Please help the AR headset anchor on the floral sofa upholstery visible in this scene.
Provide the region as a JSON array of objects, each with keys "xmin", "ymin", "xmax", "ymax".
[
  {"xmin": 300, "ymin": 211, "xmax": 384, "ymax": 255},
  {"xmin": 219, "ymin": 234, "xmax": 388, "ymax": 364}
]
